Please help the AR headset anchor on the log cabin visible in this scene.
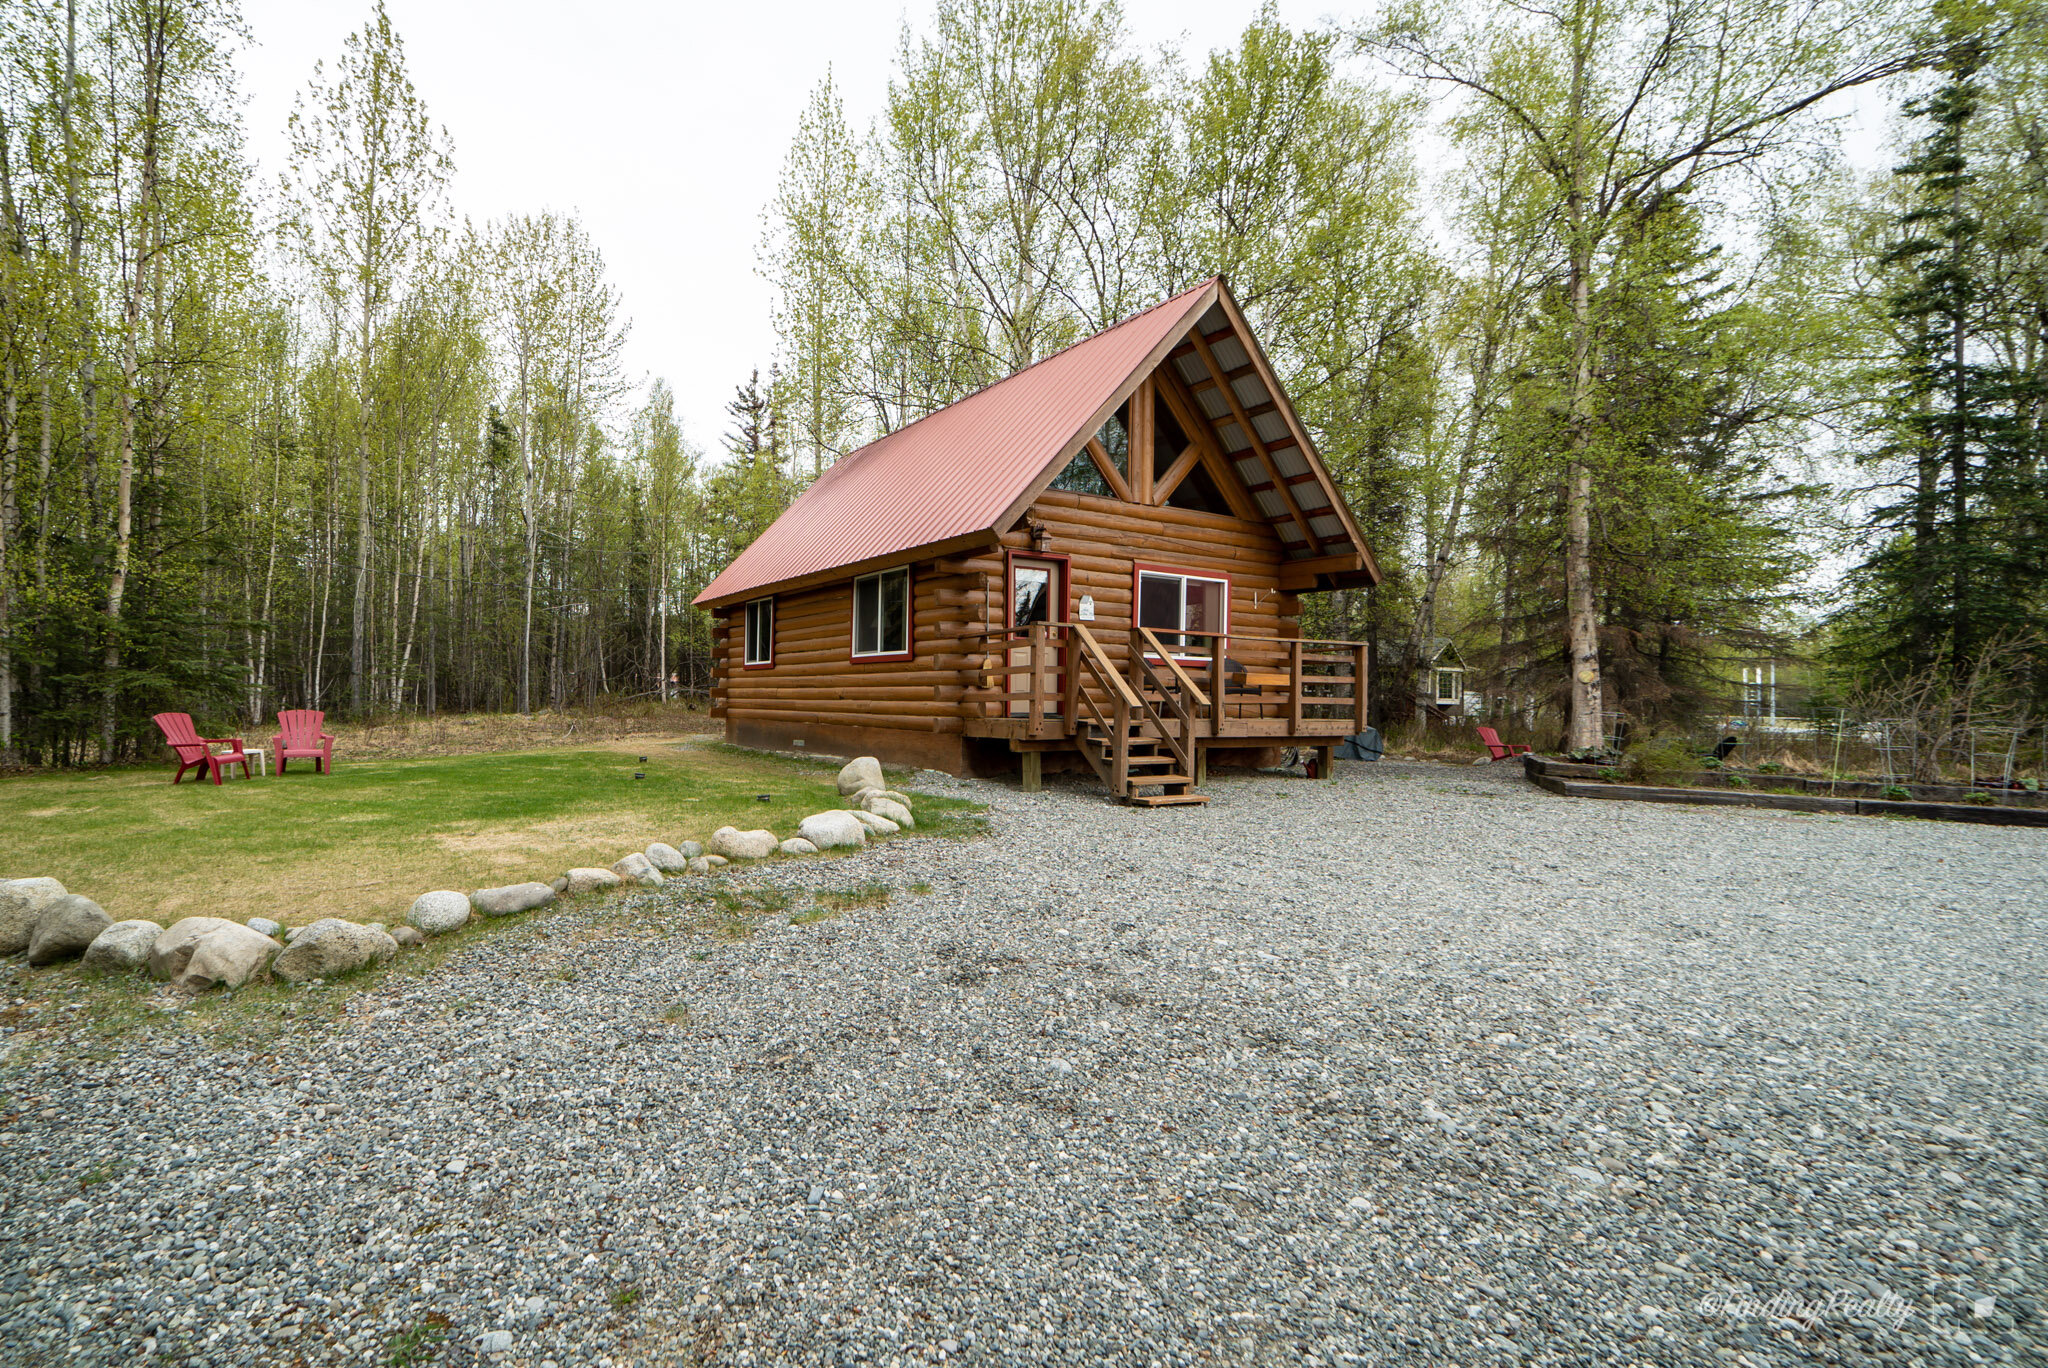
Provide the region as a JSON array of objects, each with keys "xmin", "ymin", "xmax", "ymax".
[{"xmin": 693, "ymin": 278, "xmax": 1382, "ymax": 806}]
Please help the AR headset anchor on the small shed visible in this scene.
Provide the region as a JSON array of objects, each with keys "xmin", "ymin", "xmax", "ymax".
[
  {"xmin": 693, "ymin": 278, "xmax": 1383, "ymax": 805},
  {"xmin": 1420, "ymin": 638, "xmax": 1468, "ymax": 717}
]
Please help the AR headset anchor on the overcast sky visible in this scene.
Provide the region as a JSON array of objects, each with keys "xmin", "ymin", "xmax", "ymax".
[
  {"xmin": 236, "ymin": 0, "xmax": 1342, "ymax": 458},
  {"xmin": 236, "ymin": 0, "xmax": 1897, "ymax": 462}
]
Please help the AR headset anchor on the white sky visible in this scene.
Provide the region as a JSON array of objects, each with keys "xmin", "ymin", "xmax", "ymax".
[
  {"xmin": 236, "ymin": 1, "xmax": 1899, "ymax": 461},
  {"xmin": 236, "ymin": 0, "xmax": 1341, "ymax": 457}
]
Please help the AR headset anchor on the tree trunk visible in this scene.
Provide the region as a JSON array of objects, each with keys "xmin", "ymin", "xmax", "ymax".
[{"xmin": 1561, "ymin": 16, "xmax": 1605, "ymax": 755}]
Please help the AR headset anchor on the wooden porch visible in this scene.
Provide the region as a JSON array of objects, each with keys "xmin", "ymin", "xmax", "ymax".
[{"xmin": 961, "ymin": 624, "xmax": 1367, "ymax": 805}]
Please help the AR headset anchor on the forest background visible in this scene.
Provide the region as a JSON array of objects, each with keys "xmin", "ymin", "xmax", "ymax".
[{"xmin": 0, "ymin": 0, "xmax": 2041, "ymax": 764}]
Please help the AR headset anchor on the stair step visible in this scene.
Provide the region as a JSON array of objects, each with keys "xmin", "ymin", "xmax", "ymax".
[{"xmin": 1126, "ymin": 791, "xmax": 1210, "ymax": 807}]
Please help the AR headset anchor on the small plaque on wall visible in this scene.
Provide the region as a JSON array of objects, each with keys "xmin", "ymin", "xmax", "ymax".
[{"xmin": 1077, "ymin": 595, "xmax": 1095, "ymax": 621}]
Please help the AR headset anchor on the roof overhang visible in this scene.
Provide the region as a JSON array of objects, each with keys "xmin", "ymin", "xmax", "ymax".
[{"xmin": 694, "ymin": 529, "xmax": 1003, "ymax": 612}]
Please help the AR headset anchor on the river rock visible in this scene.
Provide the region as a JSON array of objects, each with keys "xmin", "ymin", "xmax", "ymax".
[
  {"xmin": 471, "ymin": 883, "xmax": 556, "ymax": 917},
  {"xmin": 852, "ymin": 788, "xmax": 914, "ymax": 808},
  {"xmin": 850, "ymin": 809, "xmax": 901, "ymax": 836},
  {"xmin": 862, "ymin": 795, "xmax": 916, "ymax": 829},
  {"xmin": 0, "ymin": 878, "xmax": 68, "ymax": 956},
  {"xmin": 391, "ymin": 926, "xmax": 426, "ymax": 948},
  {"xmin": 645, "ymin": 842, "xmax": 691, "ymax": 874},
  {"xmin": 564, "ymin": 868, "xmax": 622, "ymax": 895},
  {"xmin": 675, "ymin": 840, "xmax": 704, "ymax": 859},
  {"xmin": 407, "ymin": 890, "xmax": 473, "ymax": 935},
  {"xmin": 27, "ymin": 895, "xmax": 113, "ymax": 966},
  {"xmin": 837, "ymin": 756, "xmax": 885, "ymax": 796},
  {"xmin": 797, "ymin": 811, "xmax": 867, "ymax": 850},
  {"xmin": 273, "ymin": 919, "xmax": 399, "ymax": 983},
  {"xmin": 708, "ymin": 827, "xmax": 778, "ymax": 860},
  {"xmin": 245, "ymin": 916, "xmax": 283, "ymax": 939},
  {"xmin": 779, "ymin": 838, "xmax": 820, "ymax": 855},
  {"xmin": 685, "ymin": 856, "xmax": 730, "ymax": 875},
  {"xmin": 81, "ymin": 919, "xmax": 164, "ymax": 973},
  {"xmin": 613, "ymin": 853, "xmax": 663, "ymax": 887}
]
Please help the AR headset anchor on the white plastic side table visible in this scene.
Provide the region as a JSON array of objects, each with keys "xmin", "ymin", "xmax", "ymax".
[{"xmin": 241, "ymin": 746, "xmax": 268, "ymax": 777}]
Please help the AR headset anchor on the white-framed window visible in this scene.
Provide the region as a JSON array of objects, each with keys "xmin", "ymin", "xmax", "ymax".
[
  {"xmin": 1435, "ymin": 668, "xmax": 1460, "ymax": 703},
  {"xmin": 852, "ymin": 566, "xmax": 912, "ymax": 658},
  {"xmin": 1136, "ymin": 567, "xmax": 1227, "ymax": 656},
  {"xmin": 744, "ymin": 598, "xmax": 774, "ymax": 666}
]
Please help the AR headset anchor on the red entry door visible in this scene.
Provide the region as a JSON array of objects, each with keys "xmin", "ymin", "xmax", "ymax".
[{"xmin": 1007, "ymin": 555, "xmax": 1066, "ymax": 717}]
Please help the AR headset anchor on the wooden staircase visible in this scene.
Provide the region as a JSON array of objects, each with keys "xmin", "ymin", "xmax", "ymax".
[
  {"xmin": 1062, "ymin": 623, "xmax": 1210, "ymax": 808},
  {"xmin": 1077, "ymin": 717, "xmax": 1208, "ymax": 806}
]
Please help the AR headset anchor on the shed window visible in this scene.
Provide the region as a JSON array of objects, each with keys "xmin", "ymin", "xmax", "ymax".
[
  {"xmin": 744, "ymin": 598, "xmax": 774, "ymax": 666},
  {"xmin": 1435, "ymin": 668, "xmax": 1460, "ymax": 703},
  {"xmin": 1136, "ymin": 568, "xmax": 1227, "ymax": 656},
  {"xmin": 853, "ymin": 567, "xmax": 911, "ymax": 658}
]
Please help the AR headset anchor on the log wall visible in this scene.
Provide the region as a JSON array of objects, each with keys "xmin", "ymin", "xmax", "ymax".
[{"xmin": 711, "ymin": 486, "xmax": 1304, "ymax": 775}]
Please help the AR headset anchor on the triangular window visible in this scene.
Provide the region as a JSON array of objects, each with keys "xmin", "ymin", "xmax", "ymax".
[
  {"xmin": 1096, "ymin": 403, "xmax": 1129, "ymax": 479},
  {"xmin": 1164, "ymin": 458, "xmax": 1228, "ymax": 514},
  {"xmin": 1050, "ymin": 446, "xmax": 1112, "ymax": 497}
]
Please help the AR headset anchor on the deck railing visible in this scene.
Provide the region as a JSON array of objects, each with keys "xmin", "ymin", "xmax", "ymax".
[{"xmin": 961, "ymin": 622, "xmax": 1366, "ymax": 740}]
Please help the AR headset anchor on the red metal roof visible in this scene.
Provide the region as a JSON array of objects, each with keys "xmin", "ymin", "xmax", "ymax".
[{"xmin": 693, "ymin": 281, "xmax": 1218, "ymax": 607}]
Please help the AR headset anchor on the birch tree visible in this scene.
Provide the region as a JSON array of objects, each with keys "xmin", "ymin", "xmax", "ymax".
[
  {"xmin": 282, "ymin": 0, "xmax": 450, "ymax": 713},
  {"xmin": 1367, "ymin": 0, "xmax": 1930, "ymax": 752}
]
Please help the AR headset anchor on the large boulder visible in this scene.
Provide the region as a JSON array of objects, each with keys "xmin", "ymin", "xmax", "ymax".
[
  {"xmin": 150, "ymin": 917, "xmax": 244, "ymax": 979},
  {"xmin": 272, "ymin": 919, "xmax": 398, "ymax": 984},
  {"xmin": 850, "ymin": 809, "xmax": 901, "ymax": 836},
  {"xmin": 837, "ymin": 756, "xmax": 885, "ymax": 796},
  {"xmin": 708, "ymin": 827, "xmax": 779, "ymax": 861},
  {"xmin": 27, "ymin": 895, "xmax": 113, "ymax": 966},
  {"xmin": 0, "ymin": 878, "xmax": 68, "ymax": 956},
  {"xmin": 797, "ymin": 811, "xmax": 867, "ymax": 850},
  {"xmin": 564, "ymin": 868, "xmax": 621, "ymax": 895},
  {"xmin": 471, "ymin": 883, "xmax": 556, "ymax": 917},
  {"xmin": 81, "ymin": 919, "xmax": 164, "ymax": 973},
  {"xmin": 153, "ymin": 920, "xmax": 282, "ymax": 993},
  {"xmin": 779, "ymin": 838, "xmax": 820, "ymax": 856},
  {"xmin": 861, "ymin": 795, "xmax": 916, "ymax": 829},
  {"xmin": 612, "ymin": 853, "xmax": 663, "ymax": 887},
  {"xmin": 645, "ymin": 842, "xmax": 691, "ymax": 874},
  {"xmin": 852, "ymin": 788, "xmax": 913, "ymax": 809},
  {"xmin": 407, "ymin": 890, "xmax": 472, "ymax": 936}
]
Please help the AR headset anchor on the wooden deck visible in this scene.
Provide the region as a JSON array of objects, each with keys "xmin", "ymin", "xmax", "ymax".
[{"xmin": 960, "ymin": 624, "xmax": 1366, "ymax": 803}]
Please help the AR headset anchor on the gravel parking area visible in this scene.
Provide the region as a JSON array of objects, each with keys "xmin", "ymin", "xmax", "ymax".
[{"xmin": 3, "ymin": 759, "xmax": 2043, "ymax": 1367}]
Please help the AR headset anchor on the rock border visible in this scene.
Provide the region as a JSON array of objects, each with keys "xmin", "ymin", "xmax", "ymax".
[{"xmin": 5, "ymin": 756, "xmax": 935, "ymax": 996}]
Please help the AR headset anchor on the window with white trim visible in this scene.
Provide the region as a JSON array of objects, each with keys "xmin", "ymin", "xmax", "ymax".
[
  {"xmin": 1136, "ymin": 569, "xmax": 1227, "ymax": 656},
  {"xmin": 744, "ymin": 598, "xmax": 774, "ymax": 666},
  {"xmin": 852, "ymin": 567, "xmax": 911, "ymax": 657},
  {"xmin": 1435, "ymin": 668, "xmax": 1461, "ymax": 703}
]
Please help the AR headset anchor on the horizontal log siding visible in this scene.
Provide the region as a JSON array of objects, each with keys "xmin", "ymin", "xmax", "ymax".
[
  {"xmin": 1021, "ymin": 489, "xmax": 1297, "ymax": 677},
  {"xmin": 716, "ymin": 559, "xmax": 995, "ymax": 737},
  {"xmin": 711, "ymin": 491, "xmax": 1306, "ymax": 773}
]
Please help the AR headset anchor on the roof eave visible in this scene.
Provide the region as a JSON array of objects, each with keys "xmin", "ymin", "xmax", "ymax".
[{"xmin": 692, "ymin": 529, "xmax": 1003, "ymax": 611}]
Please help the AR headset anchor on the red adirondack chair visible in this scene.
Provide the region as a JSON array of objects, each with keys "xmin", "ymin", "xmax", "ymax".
[
  {"xmin": 1476, "ymin": 725, "xmax": 1531, "ymax": 762},
  {"xmin": 152, "ymin": 712, "xmax": 252, "ymax": 786},
  {"xmin": 273, "ymin": 709, "xmax": 335, "ymax": 774}
]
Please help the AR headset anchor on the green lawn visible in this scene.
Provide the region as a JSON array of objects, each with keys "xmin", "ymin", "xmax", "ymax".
[{"xmin": 0, "ymin": 739, "xmax": 980, "ymax": 929}]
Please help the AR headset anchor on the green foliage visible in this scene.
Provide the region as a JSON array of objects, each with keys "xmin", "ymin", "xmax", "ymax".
[
  {"xmin": 1882, "ymin": 784, "xmax": 1914, "ymax": 800},
  {"xmin": 1621, "ymin": 736, "xmax": 1699, "ymax": 785},
  {"xmin": 1832, "ymin": 3, "xmax": 2048, "ymax": 704}
]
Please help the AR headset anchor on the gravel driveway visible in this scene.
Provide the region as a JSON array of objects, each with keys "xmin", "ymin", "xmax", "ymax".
[{"xmin": 3, "ymin": 759, "xmax": 2043, "ymax": 1367}]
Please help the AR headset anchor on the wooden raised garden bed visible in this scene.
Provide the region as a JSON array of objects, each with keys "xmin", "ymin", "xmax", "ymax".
[{"xmin": 1521, "ymin": 755, "xmax": 2048, "ymax": 828}]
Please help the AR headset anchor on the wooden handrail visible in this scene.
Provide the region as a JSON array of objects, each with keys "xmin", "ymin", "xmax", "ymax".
[
  {"xmin": 1070, "ymin": 623, "xmax": 1141, "ymax": 709},
  {"xmin": 1134, "ymin": 628, "xmax": 1211, "ymax": 707}
]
